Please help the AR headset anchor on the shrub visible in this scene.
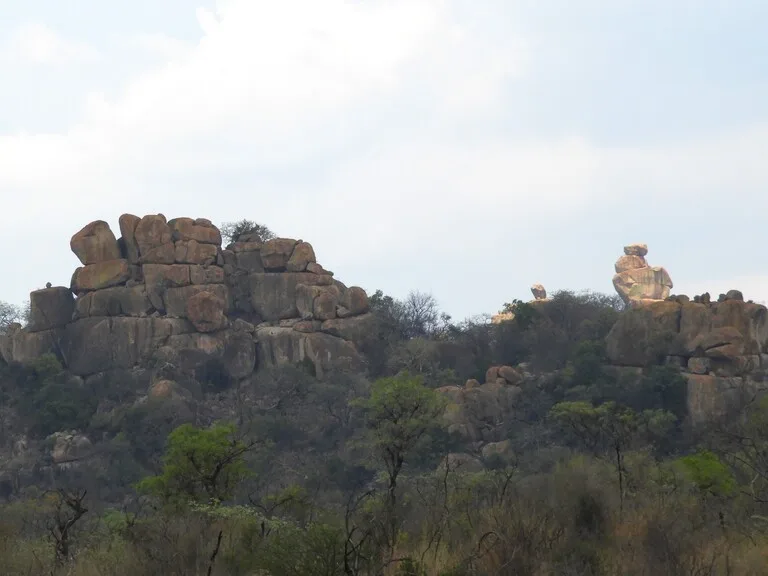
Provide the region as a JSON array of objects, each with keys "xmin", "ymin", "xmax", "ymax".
[{"xmin": 220, "ymin": 219, "xmax": 276, "ymax": 244}]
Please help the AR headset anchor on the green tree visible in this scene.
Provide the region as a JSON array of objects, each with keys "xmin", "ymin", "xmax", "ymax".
[
  {"xmin": 678, "ymin": 450, "xmax": 735, "ymax": 498},
  {"xmin": 137, "ymin": 422, "xmax": 255, "ymax": 505},
  {"xmin": 356, "ymin": 373, "xmax": 446, "ymax": 561}
]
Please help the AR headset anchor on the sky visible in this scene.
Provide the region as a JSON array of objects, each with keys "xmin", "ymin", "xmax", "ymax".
[{"xmin": 1, "ymin": 0, "xmax": 768, "ymax": 320}]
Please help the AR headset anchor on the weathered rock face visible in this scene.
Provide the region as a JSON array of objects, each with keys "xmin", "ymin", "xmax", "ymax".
[
  {"xmin": 255, "ymin": 327, "xmax": 364, "ymax": 377},
  {"xmin": 612, "ymin": 244, "xmax": 673, "ymax": 306},
  {"xmin": 5, "ymin": 214, "xmax": 373, "ymax": 382},
  {"xmin": 70, "ymin": 221, "xmax": 121, "ymax": 265},
  {"xmin": 606, "ymin": 294, "xmax": 768, "ymax": 425},
  {"xmin": 27, "ymin": 287, "xmax": 75, "ymax": 332},
  {"xmin": 187, "ymin": 291, "xmax": 227, "ymax": 333}
]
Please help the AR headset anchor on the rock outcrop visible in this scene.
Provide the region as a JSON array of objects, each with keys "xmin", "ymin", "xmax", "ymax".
[
  {"xmin": 436, "ymin": 365, "xmax": 524, "ymax": 442},
  {"xmin": 0, "ymin": 215, "xmax": 373, "ymax": 381},
  {"xmin": 606, "ymin": 293, "xmax": 768, "ymax": 424},
  {"xmin": 612, "ymin": 244, "xmax": 673, "ymax": 306},
  {"xmin": 530, "ymin": 283, "xmax": 548, "ymax": 301}
]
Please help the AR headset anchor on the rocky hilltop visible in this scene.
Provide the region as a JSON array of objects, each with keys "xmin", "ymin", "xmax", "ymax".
[
  {"xmin": 0, "ymin": 214, "xmax": 374, "ymax": 381},
  {"xmin": 605, "ymin": 244, "xmax": 768, "ymax": 424}
]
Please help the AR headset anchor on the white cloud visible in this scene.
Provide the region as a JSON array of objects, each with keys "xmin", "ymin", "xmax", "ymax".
[
  {"xmin": 1, "ymin": 0, "xmax": 768, "ymax": 316},
  {"xmin": 2, "ymin": 22, "xmax": 101, "ymax": 65},
  {"xmin": 133, "ymin": 33, "xmax": 194, "ymax": 64}
]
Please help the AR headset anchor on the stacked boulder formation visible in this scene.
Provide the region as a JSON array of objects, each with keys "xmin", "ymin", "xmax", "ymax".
[
  {"xmin": 0, "ymin": 214, "xmax": 374, "ymax": 381},
  {"xmin": 612, "ymin": 243, "xmax": 673, "ymax": 306}
]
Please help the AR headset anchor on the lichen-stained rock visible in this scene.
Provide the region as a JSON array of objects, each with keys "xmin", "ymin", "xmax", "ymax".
[
  {"xmin": 164, "ymin": 284, "xmax": 230, "ymax": 318},
  {"xmin": 296, "ymin": 284, "xmax": 340, "ymax": 320},
  {"xmin": 70, "ymin": 220, "xmax": 121, "ymax": 265},
  {"xmin": 306, "ymin": 262, "xmax": 333, "ymax": 276},
  {"xmin": 73, "ymin": 286, "xmax": 152, "ymax": 318},
  {"xmin": 141, "ymin": 243, "xmax": 176, "ymax": 264},
  {"xmin": 712, "ymin": 300, "xmax": 768, "ymax": 355},
  {"xmin": 321, "ymin": 314, "xmax": 376, "ymax": 343},
  {"xmin": 189, "ymin": 265, "xmax": 225, "ymax": 285},
  {"xmin": 686, "ymin": 374, "xmax": 755, "ymax": 426},
  {"xmin": 71, "ymin": 260, "xmax": 131, "ymax": 292},
  {"xmin": 313, "ymin": 292, "xmax": 337, "ymax": 321},
  {"xmin": 624, "ymin": 243, "xmax": 648, "ymax": 257},
  {"xmin": 613, "ymin": 266, "xmax": 673, "ymax": 304},
  {"xmin": 611, "ymin": 244, "xmax": 673, "ymax": 306},
  {"xmin": 5, "ymin": 328, "xmax": 64, "ymax": 363},
  {"xmin": 27, "ymin": 287, "xmax": 75, "ymax": 332},
  {"xmin": 692, "ymin": 326, "xmax": 745, "ymax": 358},
  {"xmin": 614, "ymin": 255, "xmax": 648, "ymax": 273},
  {"xmin": 255, "ymin": 326, "xmax": 363, "ymax": 378},
  {"xmin": 143, "ymin": 264, "xmax": 191, "ymax": 289},
  {"xmin": 174, "ymin": 240, "xmax": 218, "ymax": 265},
  {"xmin": 187, "ymin": 290, "xmax": 227, "ymax": 333},
  {"xmin": 250, "ymin": 273, "xmax": 334, "ymax": 321},
  {"xmin": 260, "ymin": 238, "xmax": 298, "ymax": 271},
  {"xmin": 286, "ymin": 241, "xmax": 316, "ymax": 272},
  {"xmin": 340, "ymin": 286, "xmax": 369, "ymax": 316},
  {"xmin": 234, "ymin": 250, "xmax": 264, "ymax": 273},
  {"xmin": 167, "ymin": 217, "xmax": 222, "ymax": 245},
  {"xmin": 63, "ymin": 317, "xmax": 194, "ymax": 376},
  {"xmin": 118, "ymin": 214, "xmax": 141, "ymax": 263},
  {"xmin": 135, "ymin": 214, "xmax": 171, "ymax": 252}
]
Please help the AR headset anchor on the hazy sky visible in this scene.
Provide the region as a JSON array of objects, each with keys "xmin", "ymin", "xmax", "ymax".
[{"xmin": 2, "ymin": 0, "xmax": 768, "ymax": 320}]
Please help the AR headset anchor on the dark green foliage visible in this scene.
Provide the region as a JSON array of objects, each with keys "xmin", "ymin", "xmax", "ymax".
[
  {"xmin": 220, "ymin": 219, "xmax": 276, "ymax": 244},
  {"xmin": 1, "ymin": 355, "xmax": 98, "ymax": 438}
]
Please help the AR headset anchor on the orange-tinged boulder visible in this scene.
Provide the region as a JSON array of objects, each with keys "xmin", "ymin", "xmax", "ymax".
[{"xmin": 70, "ymin": 220, "xmax": 120, "ymax": 265}]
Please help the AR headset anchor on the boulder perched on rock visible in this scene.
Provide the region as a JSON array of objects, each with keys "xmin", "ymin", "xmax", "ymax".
[
  {"xmin": 27, "ymin": 287, "xmax": 75, "ymax": 332},
  {"xmin": 70, "ymin": 221, "xmax": 121, "ymax": 265},
  {"xmin": 71, "ymin": 260, "xmax": 132, "ymax": 293},
  {"xmin": 612, "ymin": 244, "xmax": 673, "ymax": 305}
]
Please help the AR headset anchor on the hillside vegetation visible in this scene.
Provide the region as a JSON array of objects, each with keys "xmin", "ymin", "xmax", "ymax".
[{"xmin": 2, "ymin": 289, "xmax": 768, "ymax": 575}]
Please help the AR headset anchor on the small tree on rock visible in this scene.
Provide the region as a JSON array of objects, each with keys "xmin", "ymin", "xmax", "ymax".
[{"xmin": 220, "ymin": 219, "xmax": 276, "ymax": 244}]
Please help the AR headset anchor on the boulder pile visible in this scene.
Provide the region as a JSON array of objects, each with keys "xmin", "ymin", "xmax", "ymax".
[
  {"xmin": 436, "ymin": 365, "xmax": 524, "ymax": 442},
  {"xmin": 606, "ymin": 291, "xmax": 768, "ymax": 424},
  {"xmin": 0, "ymin": 214, "xmax": 375, "ymax": 381},
  {"xmin": 612, "ymin": 243, "xmax": 673, "ymax": 306}
]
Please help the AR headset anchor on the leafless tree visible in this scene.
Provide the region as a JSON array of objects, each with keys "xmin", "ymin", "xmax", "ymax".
[
  {"xmin": 0, "ymin": 301, "xmax": 23, "ymax": 333},
  {"xmin": 45, "ymin": 488, "xmax": 88, "ymax": 566}
]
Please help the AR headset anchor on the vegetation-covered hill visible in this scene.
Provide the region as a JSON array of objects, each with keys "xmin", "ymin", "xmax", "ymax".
[{"xmin": 2, "ymin": 286, "xmax": 768, "ymax": 575}]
